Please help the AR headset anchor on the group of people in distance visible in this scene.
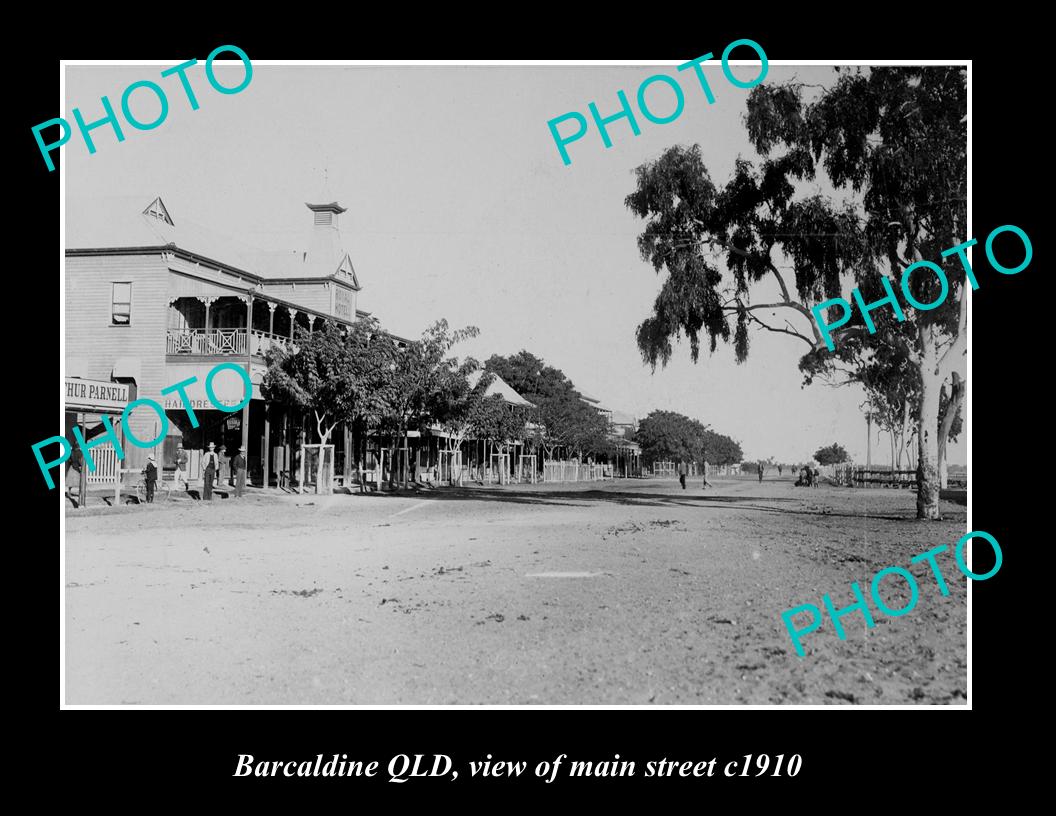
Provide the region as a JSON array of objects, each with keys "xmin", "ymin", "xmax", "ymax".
[
  {"xmin": 795, "ymin": 463, "xmax": 821, "ymax": 488},
  {"xmin": 673, "ymin": 459, "xmax": 821, "ymax": 490},
  {"xmin": 676, "ymin": 460, "xmax": 714, "ymax": 490},
  {"xmin": 142, "ymin": 440, "xmax": 247, "ymax": 503}
]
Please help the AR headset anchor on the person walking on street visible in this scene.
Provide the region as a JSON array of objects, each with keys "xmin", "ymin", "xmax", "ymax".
[
  {"xmin": 702, "ymin": 458, "xmax": 713, "ymax": 489},
  {"xmin": 173, "ymin": 442, "xmax": 188, "ymax": 491},
  {"xmin": 203, "ymin": 442, "xmax": 219, "ymax": 501},
  {"xmin": 813, "ymin": 465, "xmax": 821, "ymax": 489},
  {"xmin": 233, "ymin": 446, "xmax": 247, "ymax": 498},
  {"xmin": 757, "ymin": 462, "xmax": 764, "ymax": 483},
  {"xmin": 143, "ymin": 455, "xmax": 158, "ymax": 503},
  {"xmin": 678, "ymin": 460, "xmax": 687, "ymax": 490}
]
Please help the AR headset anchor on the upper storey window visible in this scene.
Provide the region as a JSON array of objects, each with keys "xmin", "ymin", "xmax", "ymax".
[{"xmin": 112, "ymin": 282, "xmax": 132, "ymax": 325}]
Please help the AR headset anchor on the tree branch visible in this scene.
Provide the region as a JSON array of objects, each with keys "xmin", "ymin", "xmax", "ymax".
[
  {"xmin": 764, "ymin": 260, "xmax": 824, "ymax": 345},
  {"xmin": 723, "ymin": 300, "xmax": 820, "ymax": 348},
  {"xmin": 831, "ymin": 324, "xmax": 921, "ymax": 365},
  {"xmin": 741, "ymin": 308, "xmax": 816, "ymax": 349},
  {"xmin": 765, "ymin": 260, "xmax": 794, "ymax": 304}
]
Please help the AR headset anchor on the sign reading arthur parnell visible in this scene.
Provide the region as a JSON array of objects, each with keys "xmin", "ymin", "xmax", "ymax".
[{"xmin": 65, "ymin": 378, "xmax": 129, "ymax": 412}]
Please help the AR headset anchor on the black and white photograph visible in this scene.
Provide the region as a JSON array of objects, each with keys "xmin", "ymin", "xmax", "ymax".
[{"xmin": 55, "ymin": 56, "xmax": 973, "ymax": 707}]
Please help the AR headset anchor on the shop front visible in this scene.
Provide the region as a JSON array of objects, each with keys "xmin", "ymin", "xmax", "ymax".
[{"xmin": 64, "ymin": 376, "xmax": 130, "ymax": 504}]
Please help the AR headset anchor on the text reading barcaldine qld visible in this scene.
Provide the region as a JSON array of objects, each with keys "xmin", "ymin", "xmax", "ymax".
[
  {"xmin": 233, "ymin": 752, "xmax": 804, "ymax": 782},
  {"xmin": 32, "ymin": 45, "xmax": 252, "ymax": 172},
  {"xmin": 547, "ymin": 40, "xmax": 768, "ymax": 166}
]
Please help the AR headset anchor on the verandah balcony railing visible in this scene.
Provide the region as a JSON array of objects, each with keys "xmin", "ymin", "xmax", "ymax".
[{"xmin": 166, "ymin": 329, "xmax": 294, "ymax": 357}]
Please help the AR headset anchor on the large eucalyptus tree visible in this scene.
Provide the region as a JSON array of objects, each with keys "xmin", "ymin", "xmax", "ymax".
[{"xmin": 626, "ymin": 67, "xmax": 967, "ymax": 519}]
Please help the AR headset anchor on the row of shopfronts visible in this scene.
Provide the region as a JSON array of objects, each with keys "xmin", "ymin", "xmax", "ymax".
[
  {"xmin": 64, "ymin": 382, "xmax": 641, "ymax": 493},
  {"xmin": 63, "ymin": 194, "xmax": 641, "ymax": 494}
]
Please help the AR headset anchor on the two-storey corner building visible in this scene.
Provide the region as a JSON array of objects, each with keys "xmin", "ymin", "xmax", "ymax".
[{"xmin": 65, "ymin": 193, "xmax": 369, "ymax": 488}]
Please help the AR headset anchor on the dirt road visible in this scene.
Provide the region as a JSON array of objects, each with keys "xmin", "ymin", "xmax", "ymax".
[{"xmin": 64, "ymin": 477, "xmax": 968, "ymax": 705}]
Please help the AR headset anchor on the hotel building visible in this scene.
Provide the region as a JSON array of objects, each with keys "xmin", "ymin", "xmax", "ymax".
[{"xmin": 65, "ymin": 193, "xmax": 371, "ymax": 487}]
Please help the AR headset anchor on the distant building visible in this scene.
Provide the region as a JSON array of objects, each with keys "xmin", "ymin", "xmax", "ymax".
[
  {"xmin": 578, "ymin": 392, "xmax": 613, "ymax": 424},
  {"xmin": 608, "ymin": 409, "xmax": 638, "ymax": 440},
  {"xmin": 578, "ymin": 394, "xmax": 641, "ymax": 476}
]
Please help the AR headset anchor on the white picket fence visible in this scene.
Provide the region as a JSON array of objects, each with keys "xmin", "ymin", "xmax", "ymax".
[
  {"xmin": 85, "ymin": 444, "xmax": 120, "ymax": 484},
  {"xmin": 542, "ymin": 460, "xmax": 611, "ymax": 483}
]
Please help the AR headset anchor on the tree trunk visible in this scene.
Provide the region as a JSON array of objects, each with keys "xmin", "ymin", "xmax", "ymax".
[
  {"xmin": 899, "ymin": 404, "xmax": 910, "ymax": 471},
  {"xmin": 453, "ymin": 435, "xmax": 466, "ymax": 486},
  {"xmin": 937, "ymin": 372, "xmax": 964, "ymax": 491},
  {"xmin": 313, "ymin": 411, "xmax": 335, "ymax": 495},
  {"xmin": 316, "ymin": 435, "xmax": 327, "ymax": 494},
  {"xmin": 403, "ymin": 432, "xmax": 409, "ymax": 490},
  {"xmin": 915, "ymin": 326, "xmax": 943, "ymax": 520},
  {"xmin": 390, "ymin": 421, "xmax": 407, "ymax": 490}
]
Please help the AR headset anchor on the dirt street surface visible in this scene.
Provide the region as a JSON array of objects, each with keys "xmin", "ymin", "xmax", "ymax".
[{"xmin": 65, "ymin": 477, "xmax": 968, "ymax": 705}]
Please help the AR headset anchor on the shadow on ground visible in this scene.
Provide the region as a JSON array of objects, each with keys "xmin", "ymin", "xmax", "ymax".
[{"xmin": 338, "ymin": 483, "xmax": 954, "ymax": 522}]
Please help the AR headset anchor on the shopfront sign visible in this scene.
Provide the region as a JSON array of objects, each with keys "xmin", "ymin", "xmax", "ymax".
[{"xmin": 65, "ymin": 378, "xmax": 129, "ymax": 412}]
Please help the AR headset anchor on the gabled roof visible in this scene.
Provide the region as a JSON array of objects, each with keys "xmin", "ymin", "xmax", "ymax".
[
  {"xmin": 143, "ymin": 196, "xmax": 173, "ymax": 225},
  {"xmin": 468, "ymin": 370, "xmax": 535, "ymax": 409}
]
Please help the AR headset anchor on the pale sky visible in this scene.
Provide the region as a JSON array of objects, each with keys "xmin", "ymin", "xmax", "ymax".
[{"xmin": 64, "ymin": 62, "xmax": 967, "ymax": 466}]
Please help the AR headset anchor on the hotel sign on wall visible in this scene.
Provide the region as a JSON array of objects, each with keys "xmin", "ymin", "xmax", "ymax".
[
  {"xmin": 65, "ymin": 378, "xmax": 129, "ymax": 412},
  {"xmin": 334, "ymin": 286, "xmax": 353, "ymax": 320}
]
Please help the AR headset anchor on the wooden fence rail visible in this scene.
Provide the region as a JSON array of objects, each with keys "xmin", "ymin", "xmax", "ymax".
[
  {"xmin": 542, "ymin": 461, "xmax": 611, "ymax": 483},
  {"xmin": 828, "ymin": 465, "xmax": 965, "ymax": 489}
]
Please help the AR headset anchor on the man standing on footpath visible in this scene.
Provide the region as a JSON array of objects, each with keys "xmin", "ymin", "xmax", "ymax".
[
  {"xmin": 678, "ymin": 460, "xmax": 688, "ymax": 490},
  {"xmin": 173, "ymin": 441, "xmax": 188, "ymax": 491},
  {"xmin": 143, "ymin": 455, "xmax": 158, "ymax": 503},
  {"xmin": 757, "ymin": 462, "xmax": 764, "ymax": 483},
  {"xmin": 233, "ymin": 446, "xmax": 247, "ymax": 498},
  {"xmin": 702, "ymin": 457, "xmax": 713, "ymax": 489},
  {"xmin": 202, "ymin": 442, "xmax": 219, "ymax": 501}
]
